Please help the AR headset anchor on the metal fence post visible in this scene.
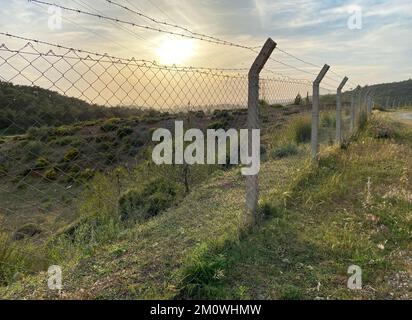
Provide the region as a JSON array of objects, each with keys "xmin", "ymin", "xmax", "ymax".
[
  {"xmin": 246, "ymin": 38, "xmax": 276, "ymax": 225},
  {"xmin": 311, "ymin": 64, "xmax": 330, "ymax": 160},
  {"xmin": 336, "ymin": 76, "xmax": 348, "ymax": 144}
]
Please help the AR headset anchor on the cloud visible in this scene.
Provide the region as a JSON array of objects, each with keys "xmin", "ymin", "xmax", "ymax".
[{"xmin": 0, "ymin": 0, "xmax": 411, "ymax": 86}]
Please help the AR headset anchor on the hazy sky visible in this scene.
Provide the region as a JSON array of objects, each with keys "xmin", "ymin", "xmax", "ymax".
[{"xmin": 1, "ymin": 0, "xmax": 412, "ymax": 88}]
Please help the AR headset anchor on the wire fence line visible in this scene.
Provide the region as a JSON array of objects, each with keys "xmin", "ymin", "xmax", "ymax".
[
  {"xmin": 0, "ymin": 28, "xmax": 382, "ymax": 236},
  {"xmin": 0, "ymin": 37, "xmax": 331, "ymax": 114}
]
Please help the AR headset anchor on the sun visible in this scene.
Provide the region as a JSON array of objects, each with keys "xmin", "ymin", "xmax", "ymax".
[{"xmin": 155, "ymin": 38, "xmax": 195, "ymax": 65}]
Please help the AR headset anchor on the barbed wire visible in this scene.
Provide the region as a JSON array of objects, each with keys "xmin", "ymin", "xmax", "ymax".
[
  {"xmin": 29, "ymin": 0, "xmax": 257, "ymax": 51},
  {"xmin": 27, "ymin": 0, "xmax": 358, "ymax": 86}
]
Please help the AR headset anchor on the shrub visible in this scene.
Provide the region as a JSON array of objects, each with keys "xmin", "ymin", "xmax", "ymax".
[
  {"xmin": 320, "ymin": 112, "xmax": 336, "ymax": 127},
  {"xmin": 207, "ymin": 120, "xmax": 230, "ymax": 130},
  {"xmin": 35, "ymin": 156, "xmax": 49, "ymax": 169},
  {"xmin": 272, "ymin": 143, "xmax": 298, "ymax": 159},
  {"xmin": 118, "ymin": 178, "xmax": 180, "ymax": 222},
  {"xmin": 270, "ymin": 104, "xmax": 284, "ymax": 109},
  {"xmin": 78, "ymin": 168, "xmax": 95, "ymax": 181},
  {"xmin": 294, "ymin": 93, "xmax": 302, "ymax": 105},
  {"xmin": 53, "ymin": 136, "xmax": 82, "ymax": 147},
  {"xmin": 44, "ymin": 168, "xmax": 58, "ymax": 181},
  {"xmin": 27, "ymin": 127, "xmax": 54, "ymax": 142},
  {"xmin": 370, "ymin": 121, "xmax": 395, "ymax": 139},
  {"xmin": 117, "ymin": 126, "xmax": 133, "ymax": 138},
  {"xmin": 258, "ymin": 202, "xmax": 281, "ymax": 219},
  {"xmin": 55, "ymin": 126, "xmax": 77, "ymax": 136},
  {"xmin": 12, "ymin": 224, "xmax": 43, "ymax": 241},
  {"xmin": 287, "ymin": 116, "xmax": 312, "ymax": 144},
  {"xmin": 25, "ymin": 141, "xmax": 45, "ymax": 159},
  {"xmin": 280, "ymin": 285, "xmax": 303, "ymax": 300},
  {"xmin": 63, "ymin": 148, "xmax": 80, "ymax": 162},
  {"xmin": 100, "ymin": 118, "xmax": 120, "ymax": 132}
]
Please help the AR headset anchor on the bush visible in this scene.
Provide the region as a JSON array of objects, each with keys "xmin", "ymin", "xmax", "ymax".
[
  {"xmin": 12, "ymin": 224, "xmax": 43, "ymax": 241},
  {"xmin": 25, "ymin": 141, "xmax": 45, "ymax": 159},
  {"xmin": 63, "ymin": 148, "xmax": 80, "ymax": 162},
  {"xmin": 258, "ymin": 202, "xmax": 281, "ymax": 219},
  {"xmin": 272, "ymin": 143, "xmax": 298, "ymax": 159},
  {"xmin": 78, "ymin": 168, "xmax": 95, "ymax": 181},
  {"xmin": 270, "ymin": 104, "xmax": 284, "ymax": 109},
  {"xmin": 320, "ymin": 112, "xmax": 336, "ymax": 127},
  {"xmin": 287, "ymin": 116, "xmax": 311, "ymax": 144},
  {"xmin": 116, "ymin": 126, "xmax": 133, "ymax": 138},
  {"xmin": 35, "ymin": 156, "xmax": 50, "ymax": 169},
  {"xmin": 280, "ymin": 285, "xmax": 303, "ymax": 300},
  {"xmin": 44, "ymin": 168, "xmax": 58, "ymax": 181},
  {"xmin": 53, "ymin": 136, "xmax": 83, "ymax": 147},
  {"xmin": 55, "ymin": 126, "xmax": 77, "ymax": 136},
  {"xmin": 294, "ymin": 93, "xmax": 302, "ymax": 105},
  {"xmin": 118, "ymin": 178, "xmax": 180, "ymax": 222},
  {"xmin": 100, "ymin": 118, "xmax": 120, "ymax": 132},
  {"xmin": 207, "ymin": 120, "xmax": 230, "ymax": 130}
]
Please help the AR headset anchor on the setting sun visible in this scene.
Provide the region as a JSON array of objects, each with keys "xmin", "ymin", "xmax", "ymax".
[{"xmin": 155, "ymin": 38, "xmax": 195, "ymax": 65}]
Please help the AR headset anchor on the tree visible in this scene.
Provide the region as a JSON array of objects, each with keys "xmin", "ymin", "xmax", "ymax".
[{"xmin": 294, "ymin": 93, "xmax": 302, "ymax": 105}]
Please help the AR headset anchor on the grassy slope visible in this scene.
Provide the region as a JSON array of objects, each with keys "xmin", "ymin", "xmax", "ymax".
[{"xmin": 1, "ymin": 111, "xmax": 411, "ymax": 299}]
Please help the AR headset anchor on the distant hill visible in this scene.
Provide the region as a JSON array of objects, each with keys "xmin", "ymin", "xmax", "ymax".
[
  {"xmin": 365, "ymin": 79, "xmax": 412, "ymax": 104},
  {"xmin": 0, "ymin": 82, "xmax": 140, "ymax": 134},
  {"xmin": 341, "ymin": 79, "xmax": 412, "ymax": 107}
]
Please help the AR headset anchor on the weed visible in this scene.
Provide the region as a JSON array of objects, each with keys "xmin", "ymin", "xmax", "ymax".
[
  {"xmin": 63, "ymin": 148, "xmax": 80, "ymax": 162},
  {"xmin": 272, "ymin": 143, "xmax": 298, "ymax": 159}
]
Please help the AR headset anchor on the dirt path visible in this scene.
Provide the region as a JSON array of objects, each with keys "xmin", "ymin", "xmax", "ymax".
[{"xmin": 390, "ymin": 111, "xmax": 412, "ymax": 125}]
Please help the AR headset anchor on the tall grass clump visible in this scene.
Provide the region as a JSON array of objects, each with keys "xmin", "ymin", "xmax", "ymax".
[
  {"xmin": 177, "ymin": 242, "xmax": 231, "ymax": 299},
  {"xmin": 0, "ymin": 232, "xmax": 48, "ymax": 286},
  {"xmin": 284, "ymin": 115, "xmax": 312, "ymax": 144}
]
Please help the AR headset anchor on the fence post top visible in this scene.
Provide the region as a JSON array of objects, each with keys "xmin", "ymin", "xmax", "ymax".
[
  {"xmin": 313, "ymin": 64, "xmax": 330, "ymax": 85},
  {"xmin": 337, "ymin": 76, "xmax": 349, "ymax": 92},
  {"xmin": 249, "ymin": 38, "xmax": 277, "ymax": 77}
]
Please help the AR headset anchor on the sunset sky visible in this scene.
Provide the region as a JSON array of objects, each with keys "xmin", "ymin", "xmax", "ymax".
[{"xmin": 1, "ymin": 0, "xmax": 411, "ymax": 88}]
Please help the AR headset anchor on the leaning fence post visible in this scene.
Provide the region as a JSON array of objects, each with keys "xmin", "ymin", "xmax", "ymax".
[
  {"xmin": 336, "ymin": 76, "xmax": 348, "ymax": 144},
  {"xmin": 311, "ymin": 64, "xmax": 330, "ymax": 160},
  {"xmin": 246, "ymin": 38, "xmax": 276, "ymax": 225}
]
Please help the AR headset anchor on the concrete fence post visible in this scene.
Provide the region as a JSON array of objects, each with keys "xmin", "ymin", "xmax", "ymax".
[
  {"xmin": 367, "ymin": 94, "xmax": 373, "ymax": 116},
  {"xmin": 350, "ymin": 88, "xmax": 356, "ymax": 132},
  {"xmin": 246, "ymin": 38, "xmax": 276, "ymax": 225},
  {"xmin": 336, "ymin": 76, "xmax": 348, "ymax": 144},
  {"xmin": 356, "ymin": 85, "xmax": 363, "ymax": 128},
  {"xmin": 311, "ymin": 64, "xmax": 330, "ymax": 160}
]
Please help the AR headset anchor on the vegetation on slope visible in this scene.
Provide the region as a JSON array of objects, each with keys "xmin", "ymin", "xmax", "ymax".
[{"xmin": 1, "ymin": 111, "xmax": 410, "ymax": 299}]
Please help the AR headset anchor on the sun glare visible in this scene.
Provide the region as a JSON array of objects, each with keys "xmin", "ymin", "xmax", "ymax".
[{"xmin": 156, "ymin": 38, "xmax": 195, "ymax": 65}]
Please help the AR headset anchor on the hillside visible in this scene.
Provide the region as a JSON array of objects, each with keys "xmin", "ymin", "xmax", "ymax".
[
  {"xmin": 0, "ymin": 82, "xmax": 141, "ymax": 134},
  {"xmin": 1, "ymin": 110, "xmax": 411, "ymax": 299}
]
